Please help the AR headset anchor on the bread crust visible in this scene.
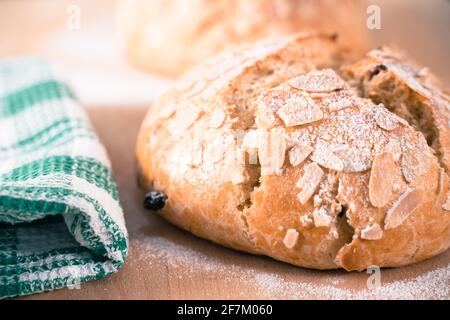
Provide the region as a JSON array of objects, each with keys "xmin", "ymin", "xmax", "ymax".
[
  {"xmin": 117, "ymin": 0, "xmax": 368, "ymax": 77},
  {"xmin": 136, "ymin": 33, "xmax": 450, "ymax": 271}
]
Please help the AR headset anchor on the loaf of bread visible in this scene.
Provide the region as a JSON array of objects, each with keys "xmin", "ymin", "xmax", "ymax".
[
  {"xmin": 117, "ymin": 0, "xmax": 368, "ymax": 77},
  {"xmin": 136, "ymin": 33, "xmax": 450, "ymax": 271}
]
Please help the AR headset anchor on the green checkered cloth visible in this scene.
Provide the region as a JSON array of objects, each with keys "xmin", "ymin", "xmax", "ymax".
[{"xmin": 0, "ymin": 59, "xmax": 128, "ymax": 299}]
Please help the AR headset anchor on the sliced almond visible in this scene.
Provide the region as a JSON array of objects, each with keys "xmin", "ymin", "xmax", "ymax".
[
  {"xmin": 290, "ymin": 69, "xmax": 346, "ymax": 92},
  {"xmin": 158, "ymin": 103, "xmax": 177, "ymax": 119},
  {"xmin": 256, "ymin": 91, "xmax": 279, "ymax": 129},
  {"xmin": 312, "ymin": 207, "xmax": 332, "ymax": 228},
  {"xmin": 202, "ymin": 51, "xmax": 243, "ymax": 80},
  {"xmin": 258, "ymin": 130, "xmax": 271, "ymax": 173},
  {"xmin": 296, "ymin": 162, "xmax": 324, "ymax": 204},
  {"xmin": 269, "ymin": 127, "xmax": 286, "ymax": 174},
  {"xmin": 258, "ymin": 128, "xmax": 286, "ymax": 175},
  {"xmin": 276, "ymin": 93, "xmax": 323, "ymax": 127},
  {"xmin": 442, "ymin": 197, "xmax": 450, "ymax": 211},
  {"xmin": 349, "ymin": 202, "xmax": 357, "ymax": 213},
  {"xmin": 285, "ymin": 129, "xmax": 312, "ymax": 149},
  {"xmin": 401, "ymin": 145, "xmax": 428, "ymax": 183},
  {"xmin": 243, "ymin": 130, "xmax": 260, "ymax": 149},
  {"xmin": 331, "ymin": 144, "xmax": 372, "ymax": 172},
  {"xmin": 327, "ymin": 98, "xmax": 355, "ymax": 112},
  {"xmin": 416, "ymin": 67, "xmax": 429, "ymax": 78},
  {"xmin": 167, "ymin": 107, "xmax": 201, "ymax": 136},
  {"xmin": 384, "ymin": 188, "xmax": 424, "ymax": 229},
  {"xmin": 208, "ymin": 109, "xmax": 226, "ymax": 128},
  {"xmin": 309, "ymin": 92, "xmax": 330, "ymax": 99},
  {"xmin": 189, "ymin": 140, "xmax": 203, "ymax": 166},
  {"xmin": 256, "ymin": 111, "xmax": 277, "ymax": 129},
  {"xmin": 373, "ymin": 107, "xmax": 400, "ymax": 131},
  {"xmin": 437, "ymin": 168, "xmax": 446, "ymax": 195},
  {"xmin": 395, "ymin": 114, "xmax": 410, "ymax": 126},
  {"xmin": 369, "ymin": 152, "xmax": 396, "ymax": 207},
  {"xmin": 288, "ymin": 144, "xmax": 313, "ymax": 167},
  {"xmin": 243, "ymin": 130, "xmax": 260, "ymax": 165},
  {"xmin": 311, "ymin": 144, "xmax": 344, "ymax": 171},
  {"xmin": 383, "ymin": 140, "xmax": 402, "ymax": 162},
  {"xmin": 283, "ymin": 228, "xmax": 299, "ymax": 249},
  {"xmin": 361, "ymin": 223, "xmax": 383, "ymax": 240},
  {"xmin": 300, "ymin": 214, "xmax": 314, "ymax": 227},
  {"xmin": 313, "ymin": 194, "xmax": 322, "ymax": 207},
  {"xmin": 227, "ymin": 148, "xmax": 246, "ymax": 185},
  {"xmin": 229, "ymin": 164, "xmax": 245, "ymax": 184},
  {"xmin": 220, "ymin": 138, "xmax": 246, "ymax": 184},
  {"xmin": 204, "ymin": 139, "xmax": 226, "ymax": 164}
]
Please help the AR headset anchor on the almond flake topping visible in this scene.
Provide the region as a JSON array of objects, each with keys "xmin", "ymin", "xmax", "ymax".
[
  {"xmin": 276, "ymin": 92, "xmax": 323, "ymax": 127},
  {"xmin": 401, "ymin": 145, "xmax": 429, "ymax": 183},
  {"xmin": 290, "ymin": 69, "xmax": 346, "ymax": 93},
  {"xmin": 361, "ymin": 223, "xmax": 383, "ymax": 240},
  {"xmin": 285, "ymin": 129, "xmax": 313, "ymax": 149},
  {"xmin": 312, "ymin": 207, "xmax": 332, "ymax": 227},
  {"xmin": 219, "ymin": 137, "xmax": 246, "ymax": 184},
  {"xmin": 383, "ymin": 140, "xmax": 402, "ymax": 162},
  {"xmin": 243, "ymin": 130, "xmax": 259, "ymax": 165},
  {"xmin": 289, "ymin": 145, "xmax": 313, "ymax": 167},
  {"xmin": 313, "ymin": 194, "xmax": 322, "ymax": 207},
  {"xmin": 437, "ymin": 168, "xmax": 446, "ymax": 195},
  {"xmin": 442, "ymin": 197, "xmax": 450, "ymax": 211},
  {"xmin": 300, "ymin": 215, "xmax": 314, "ymax": 227},
  {"xmin": 256, "ymin": 110, "xmax": 277, "ymax": 129},
  {"xmin": 385, "ymin": 188, "xmax": 424, "ymax": 229},
  {"xmin": 188, "ymin": 140, "xmax": 203, "ymax": 166},
  {"xmin": 229, "ymin": 164, "xmax": 245, "ymax": 184},
  {"xmin": 167, "ymin": 107, "xmax": 201, "ymax": 136},
  {"xmin": 311, "ymin": 144, "xmax": 344, "ymax": 171},
  {"xmin": 225, "ymin": 148, "xmax": 246, "ymax": 185},
  {"xmin": 256, "ymin": 89, "xmax": 282, "ymax": 129},
  {"xmin": 283, "ymin": 228, "xmax": 299, "ymax": 249},
  {"xmin": 373, "ymin": 107, "xmax": 400, "ymax": 131},
  {"xmin": 204, "ymin": 139, "xmax": 226, "ymax": 164},
  {"xmin": 296, "ymin": 162, "xmax": 324, "ymax": 204},
  {"xmin": 369, "ymin": 152, "xmax": 396, "ymax": 208},
  {"xmin": 208, "ymin": 109, "xmax": 226, "ymax": 128},
  {"xmin": 349, "ymin": 202, "xmax": 357, "ymax": 213},
  {"xmin": 331, "ymin": 144, "xmax": 372, "ymax": 172},
  {"xmin": 158, "ymin": 103, "xmax": 177, "ymax": 119},
  {"xmin": 243, "ymin": 130, "xmax": 259, "ymax": 149},
  {"xmin": 327, "ymin": 98, "xmax": 355, "ymax": 112},
  {"xmin": 258, "ymin": 128, "xmax": 286, "ymax": 175}
]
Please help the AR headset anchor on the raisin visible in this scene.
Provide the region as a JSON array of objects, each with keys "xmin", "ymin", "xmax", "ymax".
[
  {"xmin": 143, "ymin": 191, "xmax": 167, "ymax": 211},
  {"xmin": 369, "ymin": 64, "xmax": 388, "ymax": 80}
]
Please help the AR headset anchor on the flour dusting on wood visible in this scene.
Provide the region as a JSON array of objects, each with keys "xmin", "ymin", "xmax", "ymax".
[{"xmin": 132, "ymin": 235, "xmax": 449, "ymax": 300}]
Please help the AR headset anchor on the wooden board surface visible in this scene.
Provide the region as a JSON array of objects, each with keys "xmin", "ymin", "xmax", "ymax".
[{"xmin": 20, "ymin": 107, "xmax": 449, "ymax": 300}]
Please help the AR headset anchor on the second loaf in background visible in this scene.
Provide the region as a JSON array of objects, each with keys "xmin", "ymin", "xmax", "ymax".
[{"xmin": 117, "ymin": 0, "xmax": 368, "ymax": 77}]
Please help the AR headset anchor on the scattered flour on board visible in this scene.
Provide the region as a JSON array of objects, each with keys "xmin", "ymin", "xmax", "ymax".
[{"xmin": 132, "ymin": 235, "xmax": 449, "ymax": 300}]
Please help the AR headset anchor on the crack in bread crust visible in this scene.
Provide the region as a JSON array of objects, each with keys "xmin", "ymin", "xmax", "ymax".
[{"xmin": 342, "ymin": 46, "xmax": 450, "ymax": 173}]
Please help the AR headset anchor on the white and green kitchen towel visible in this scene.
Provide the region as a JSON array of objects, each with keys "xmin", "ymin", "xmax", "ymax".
[{"xmin": 0, "ymin": 59, "xmax": 128, "ymax": 298}]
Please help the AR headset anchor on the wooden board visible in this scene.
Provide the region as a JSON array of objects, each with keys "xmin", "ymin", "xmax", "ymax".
[{"xmin": 20, "ymin": 107, "xmax": 449, "ymax": 300}]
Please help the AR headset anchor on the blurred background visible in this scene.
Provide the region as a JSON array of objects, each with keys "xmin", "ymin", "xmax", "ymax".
[{"xmin": 0, "ymin": 0, "xmax": 449, "ymax": 107}]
